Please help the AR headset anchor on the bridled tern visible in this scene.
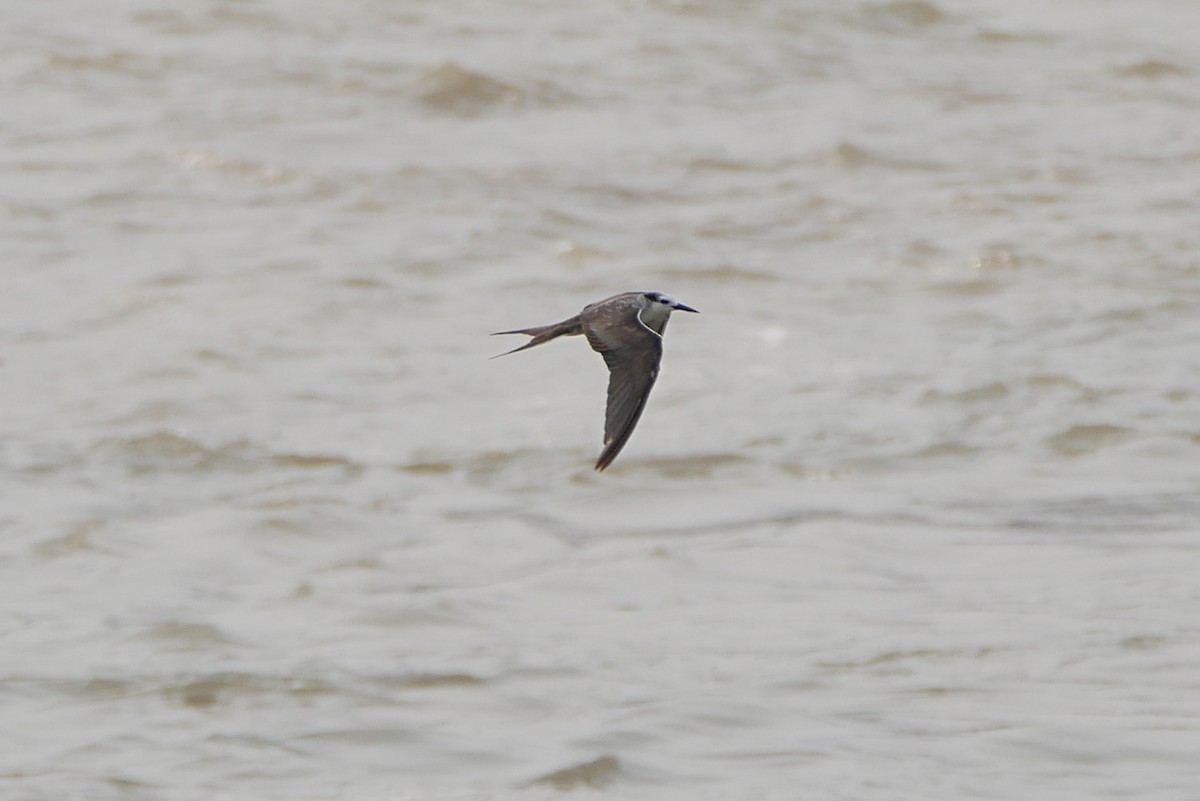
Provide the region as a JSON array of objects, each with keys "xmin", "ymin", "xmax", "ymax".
[{"xmin": 493, "ymin": 291, "xmax": 698, "ymax": 471}]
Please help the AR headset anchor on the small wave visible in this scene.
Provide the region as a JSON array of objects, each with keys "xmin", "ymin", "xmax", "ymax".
[
  {"xmin": 130, "ymin": 621, "xmax": 239, "ymax": 650},
  {"xmin": 1045, "ymin": 424, "xmax": 1135, "ymax": 457},
  {"xmin": 410, "ymin": 62, "xmax": 524, "ymax": 115},
  {"xmin": 33, "ymin": 519, "xmax": 105, "ymax": 559},
  {"xmin": 859, "ymin": 1, "xmax": 947, "ymax": 30},
  {"xmin": 395, "ymin": 459, "xmax": 456, "ymax": 475},
  {"xmin": 1114, "ymin": 60, "xmax": 1190, "ymax": 80},
  {"xmin": 45, "ymin": 50, "xmax": 170, "ymax": 79},
  {"xmin": 1025, "ymin": 374, "xmax": 1101, "ymax": 400},
  {"xmin": 132, "ymin": 7, "xmax": 282, "ymax": 35},
  {"xmin": 920, "ymin": 381, "xmax": 1011, "ymax": 405},
  {"xmin": 174, "ymin": 148, "xmax": 298, "ymax": 186},
  {"xmin": 160, "ymin": 673, "xmax": 339, "ymax": 709},
  {"xmin": 370, "ymin": 672, "xmax": 487, "ymax": 690},
  {"xmin": 987, "ymin": 492, "xmax": 1200, "ymax": 533},
  {"xmin": 661, "ymin": 264, "xmax": 779, "ymax": 283},
  {"xmin": 94, "ymin": 431, "xmax": 248, "ymax": 474},
  {"xmin": 908, "ymin": 441, "xmax": 981, "ymax": 459},
  {"xmin": 976, "ymin": 29, "xmax": 1059, "ymax": 45},
  {"xmin": 92, "ymin": 431, "xmax": 361, "ymax": 476},
  {"xmin": 524, "ymin": 755, "xmax": 622, "ymax": 790},
  {"xmin": 830, "ymin": 141, "xmax": 878, "ymax": 168},
  {"xmin": 270, "ymin": 453, "xmax": 359, "ymax": 471},
  {"xmin": 827, "ymin": 140, "xmax": 945, "ymax": 172},
  {"xmin": 614, "ymin": 453, "xmax": 752, "ymax": 479}
]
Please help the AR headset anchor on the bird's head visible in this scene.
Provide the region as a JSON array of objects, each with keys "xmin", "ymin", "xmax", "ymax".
[{"xmin": 641, "ymin": 291, "xmax": 699, "ymax": 315}]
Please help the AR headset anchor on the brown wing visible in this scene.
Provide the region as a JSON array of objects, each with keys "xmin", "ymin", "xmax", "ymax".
[{"xmin": 582, "ymin": 300, "xmax": 663, "ymax": 471}]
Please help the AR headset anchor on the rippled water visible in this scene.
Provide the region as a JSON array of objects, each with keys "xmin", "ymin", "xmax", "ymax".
[{"xmin": 4, "ymin": 1, "xmax": 1200, "ymax": 799}]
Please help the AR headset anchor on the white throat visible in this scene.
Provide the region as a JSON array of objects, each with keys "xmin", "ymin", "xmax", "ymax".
[{"xmin": 638, "ymin": 301, "xmax": 672, "ymax": 333}]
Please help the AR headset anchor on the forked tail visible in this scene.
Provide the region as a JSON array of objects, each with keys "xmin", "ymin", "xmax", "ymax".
[{"xmin": 490, "ymin": 316, "xmax": 584, "ymax": 358}]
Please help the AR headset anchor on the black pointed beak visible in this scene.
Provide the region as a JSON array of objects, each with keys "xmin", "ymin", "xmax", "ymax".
[{"xmin": 674, "ymin": 302, "xmax": 699, "ymax": 313}]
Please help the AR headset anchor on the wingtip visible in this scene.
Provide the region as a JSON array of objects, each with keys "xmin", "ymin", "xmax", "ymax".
[{"xmin": 593, "ymin": 443, "xmax": 619, "ymax": 472}]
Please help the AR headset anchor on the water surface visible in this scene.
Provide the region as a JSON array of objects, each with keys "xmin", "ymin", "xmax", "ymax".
[{"xmin": 3, "ymin": 1, "xmax": 1200, "ymax": 799}]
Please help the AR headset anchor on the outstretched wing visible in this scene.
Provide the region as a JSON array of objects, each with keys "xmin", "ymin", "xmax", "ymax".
[{"xmin": 583, "ymin": 302, "xmax": 663, "ymax": 471}]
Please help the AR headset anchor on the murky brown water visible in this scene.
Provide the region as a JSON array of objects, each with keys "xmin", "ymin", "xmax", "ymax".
[{"xmin": 4, "ymin": 1, "xmax": 1200, "ymax": 799}]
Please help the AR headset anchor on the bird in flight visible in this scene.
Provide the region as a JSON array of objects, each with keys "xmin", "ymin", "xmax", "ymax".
[{"xmin": 493, "ymin": 291, "xmax": 698, "ymax": 471}]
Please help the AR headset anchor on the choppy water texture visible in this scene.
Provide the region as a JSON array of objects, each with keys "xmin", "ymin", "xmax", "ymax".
[{"xmin": 4, "ymin": 1, "xmax": 1200, "ymax": 799}]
